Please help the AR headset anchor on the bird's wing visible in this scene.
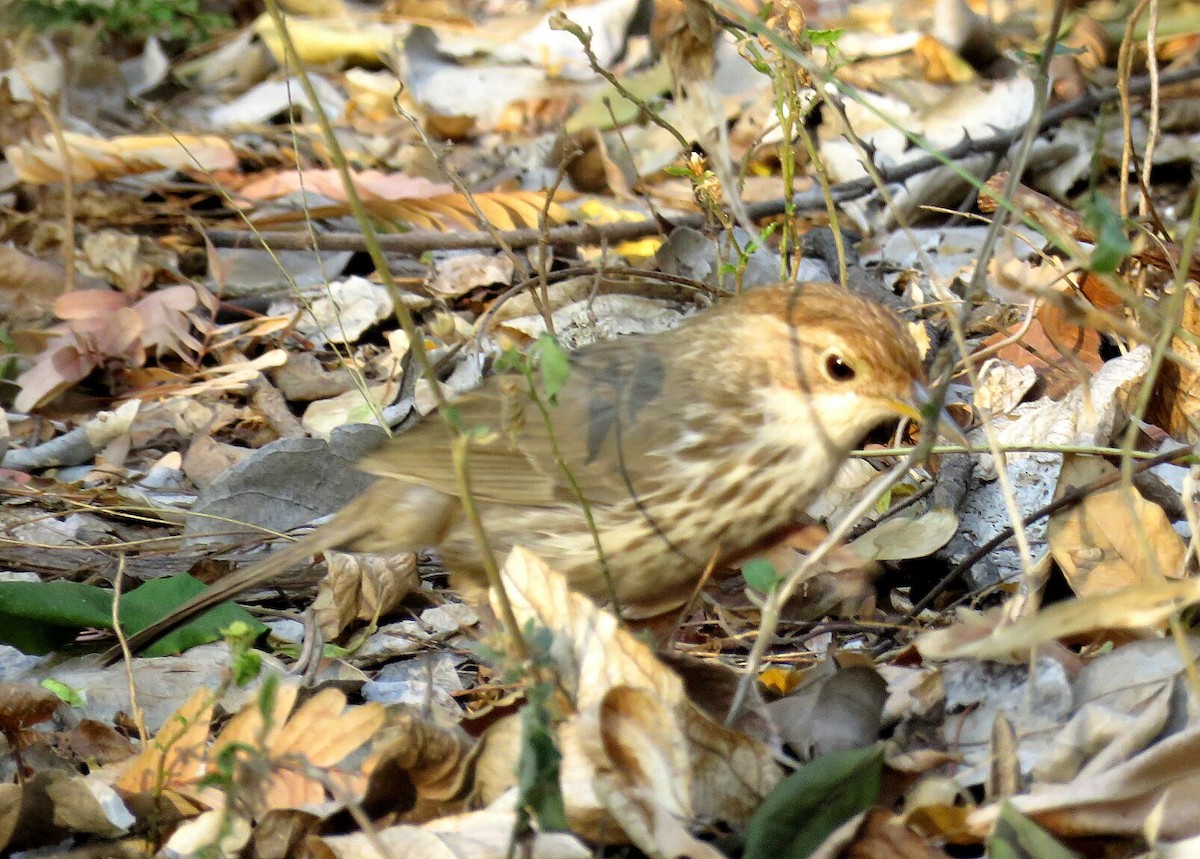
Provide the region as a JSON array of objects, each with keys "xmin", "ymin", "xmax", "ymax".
[{"xmin": 358, "ymin": 334, "xmax": 688, "ymax": 508}]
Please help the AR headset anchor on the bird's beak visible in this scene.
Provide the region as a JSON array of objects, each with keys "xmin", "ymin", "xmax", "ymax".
[{"xmin": 888, "ymin": 383, "xmax": 969, "ymax": 447}]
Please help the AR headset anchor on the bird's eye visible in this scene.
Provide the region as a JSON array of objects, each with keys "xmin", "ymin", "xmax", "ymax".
[{"xmin": 824, "ymin": 353, "xmax": 856, "ymax": 382}]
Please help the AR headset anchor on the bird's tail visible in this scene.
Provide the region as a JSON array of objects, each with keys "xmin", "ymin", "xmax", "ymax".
[{"xmin": 100, "ymin": 501, "xmax": 378, "ymax": 665}]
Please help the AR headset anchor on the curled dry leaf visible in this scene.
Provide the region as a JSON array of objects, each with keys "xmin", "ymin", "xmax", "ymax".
[
  {"xmin": 233, "ymin": 686, "xmax": 385, "ymax": 813},
  {"xmin": 363, "ymin": 711, "xmax": 476, "ymax": 822},
  {"xmin": 849, "ymin": 509, "xmax": 959, "ymax": 562},
  {"xmin": 1048, "ymin": 455, "xmax": 1187, "ymax": 597},
  {"xmin": 487, "ymin": 547, "xmax": 781, "ymax": 850},
  {"xmin": 312, "ymin": 550, "xmax": 420, "ymax": 640},
  {"xmin": 969, "ymin": 721, "xmax": 1200, "ymax": 842},
  {"xmin": 580, "ymin": 686, "xmax": 723, "ymax": 859},
  {"xmin": 0, "ymin": 769, "xmax": 134, "ymax": 851},
  {"xmin": 917, "ymin": 578, "xmax": 1200, "ymax": 662},
  {"xmin": 0, "ymin": 683, "xmax": 60, "ymax": 737},
  {"xmin": 1150, "ymin": 286, "xmax": 1200, "ymax": 441}
]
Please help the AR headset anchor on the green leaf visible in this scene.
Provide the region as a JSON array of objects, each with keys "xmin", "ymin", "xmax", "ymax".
[
  {"xmin": 989, "ymin": 802, "xmax": 1081, "ymax": 859},
  {"xmin": 0, "ymin": 575, "xmax": 264, "ymax": 656},
  {"xmin": 42, "ymin": 679, "xmax": 85, "ymax": 708},
  {"xmin": 805, "ymin": 28, "xmax": 843, "ymax": 47},
  {"xmin": 744, "ymin": 744, "xmax": 884, "ymax": 859},
  {"xmin": 517, "ymin": 683, "xmax": 568, "ymax": 831},
  {"xmin": 742, "ymin": 558, "xmax": 783, "ymax": 593},
  {"xmin": 535, "ymin": 334, "xmax": 571, "ymax": 404},
  {"xmin": 1083, "ymin": 193, "xmax": 1131, "ymax": 274},
  {"xmin": 492, "ymin": 348, "xmax": 526, "ymax": 374}
]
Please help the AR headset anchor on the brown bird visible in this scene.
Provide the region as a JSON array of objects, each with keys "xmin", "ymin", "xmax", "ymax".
[{"xmin": 109, "ymin": 281, "xmax": 938, "ymax": 660}]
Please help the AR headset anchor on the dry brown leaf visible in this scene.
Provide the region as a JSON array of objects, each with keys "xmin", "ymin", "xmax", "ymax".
[
  {"xmin": 842, "ymin": 807, "xmax": 952, "ymax": 858},
  {"xmin": 0, "ymin": 247, "xmax": 67, "ymax": 325},
  {"xmin": 491, "ymin": 547, "xmax": 781, "ymax": 849},
  {"xmin": 235, "ymin": 168, "xmax": 453, "ymax": 204},
  {"xmin": 322, "ymin": 808, "xmax": 591, "ymax": 858},
  {"xmin": 849, "ymin": 509, "xmax": 958, "ymax": 562},
  {"xmin": 368, "ymin": 191, "xmax": 571, "ymax": 232},
  {"xmin": 312, "ymin": 551, "xmax": 420, "ymax": 640},
  {"xmin": 15, "ymin": 285, "xmax": 213, "ymax": 412},
  {"xmin": 1, "ymin": 769, "xmax": 132, "ymax": 849},
  {"xmin": 581, "ymin": 686, "xmax": 723, "ymax": 859},
  {"xmin": 970, "ymin": 721, "xmax": 1200, "ymax": 842},
  {"xmin": 364, "ymin": 711, "xmax": 475, "ymax": 822},
  {"xmin": 253, "ymin": 13, "xmax": 403, "ymax": 65},
  {"xmin": 0, "ymin": 683, "xmax": 60, "ymax": 736},
  {"xmin": 1048, "ymin": 455, "xmax": 1187, "ymax": 597},
  {"xmin": 115, "ymin": 687, "xmax": 215, "ymax": 795},
  {"xmin": 257, "ymin": 688, "xmax": 385, "ymax": 811},
  {"xmin": 0, "ymin": 783, "xmax": 19, "ymax": 853},
  {"xmin": 766, "ymin": 662, "xmax": 887, "ymax": 760},
  {"xmin": 917, "ymin": 578, "xmax": 1200, "ymax": 662},
  {"xmin": 913, "ymin": 34, "xmax": 976, "ymax": 84},
  {"xmin": 6, "ymin": 132, "xmax": 236, "ymax": 184},
  {"xmin": 1151, "ymin": 285, "xmax": 1200, "ymax": 441}
]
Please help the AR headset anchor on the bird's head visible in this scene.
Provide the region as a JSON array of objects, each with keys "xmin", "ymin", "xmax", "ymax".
[{"xmin": 720, "ymin": 283, "xmax": 958, "ymax": 452}]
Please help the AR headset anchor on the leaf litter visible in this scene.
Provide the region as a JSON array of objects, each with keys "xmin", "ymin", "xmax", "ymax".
[{"xmin": 2, "ymin": 0, "xmax": 1200, "ymax": 855}]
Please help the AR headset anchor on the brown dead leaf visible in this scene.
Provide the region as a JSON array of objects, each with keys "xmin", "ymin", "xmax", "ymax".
[
  {"xmin": 115, "ymin": 687, "xmax": 215, "ymax": 795},
  {"xmin": 767, "ymin": 661, "xmax": 887, "ymax": 760},
  {"xmin": 492, "ymin": 548, "xmax": 782, "ymax": 847},
  {"xmin": 6, "ymin": 132, "xmax": 236, "ymax": 184},
  {"xmin": 981, "ymin": 305, "xmax": 1103, "ymax": 399},
  {"xmin": 581, "ymin": 686, "xmax": 723, "ymax": 859},
  {"xmin": 234, "ymin": 168, "xmax": 453, "ymax": 203},
  {"xmin": 913, "ymin": 34, "xmax": 976, "ymax": 84},
  {"xmin": 15, "ymin": 284, "xmax": 213, "ymax": 411},
  {"xmin": 843, "ymin": 807, "xmax": 952, "ymax": 858},
  {"xmin": 363, "ymin": 711, "xmax": 475, "ymax": 822},
  {"xmin": 849, "ymin": 509, "xmax": 958, "ymax": 562},
  {"xmin": 0, "ymin": 683, "xmax": 60, "ymax": 737},
  {"xmin": 254, "ymin": 687, "xmax": 385, "ymax": 811},
  {"xmin": 0, "ymin": 247, "xmax": 67, "ymax": 325},
  {"xmin": 0, "ymin": 784, "xmax": 19, "ymax": 853},
  {"xmin": 1048, "ymin": 455, "xmax": 1187, "ymax": 597},
  {"xmin": 1150, "ymin": 285, "xmax": 1200, "ymax": 441},
  {"xmin": 2, "ymin": 769, "xmax": 131, "ymax": 850},
  {"xmin": 322, "ymin": 809, "xmax": 591, "ymax": 858},
  {"xmin": 970, "ymin": 721, "xmax": 1200, "ymax": 842},
  {"xmin": 917, "ymin": 578, "xmax": 1200, "ymax": 662},
  {"xmin": 312, "ymin": 551, "xmax": 420, "ymax": 640},
  {"xmin": 52, "ymin": 719, "xmax": 136, "ymax": 767}
]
